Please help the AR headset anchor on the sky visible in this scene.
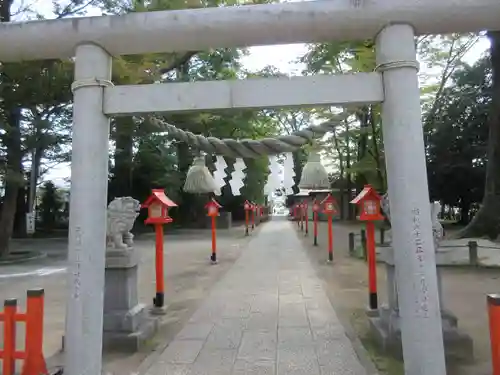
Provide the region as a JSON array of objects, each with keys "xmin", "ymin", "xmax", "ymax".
[{"xmin": 27, "ymin": 0, "xmax": 491, "ymax": 187}]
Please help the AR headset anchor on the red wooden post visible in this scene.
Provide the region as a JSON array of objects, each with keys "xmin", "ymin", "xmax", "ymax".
[
  {"xmin": 488, "ymin": 294, "xmax": 500, "ymax": 375},
  {"xmin": 304, "ymin": 202, "xmax": 309, "ymax": 236},
  {"xmin": 251, "ymin": 202, "xmax": 256, "ymax": 230},
  {"xmin": 142, "ymin": 189, "xmax": 177, "ymax": 308},
  {"xmin": 321, "ymin": 195, "xmax": 337, "ymax": 263},
  {"xmin": 155, "ymin": 224, "xmax": 165, "ymax": 305},
  {"xmin": 206, "ymin": 198, "xmax": 222, "ymax": 263},
  {"xmin": 327, "ymin": 214, "xmax": 333, "ymax": 261},
  {"xmin": 2, "ymin": 298, "xmax": 17, "ymax": 375},
  {"xmin": 300, "ymin": 202, "xmax": 304, "ymax": 231},
  {"xmin": 21, "ymin": 289, "xmax": 48, "ymax": 375},
  {"xmin": 366, "ymin": 221, "xmax": 378, "ymax": 309},
  {"xmin": 313, "ymin": 200, "xmax": 319, "ymax": 246},
  {"xmin": 244, "ymin": 200, "xmax": 251, "ymax": 236},
  {"xmin": 350, "ymin": 185, "xmax": 384, "ymax": 311}
]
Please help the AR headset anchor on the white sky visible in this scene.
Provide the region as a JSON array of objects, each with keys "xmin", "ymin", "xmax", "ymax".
[{"xmin": 26, "ymin": 0, "xmax": 491, "ymax": 186}]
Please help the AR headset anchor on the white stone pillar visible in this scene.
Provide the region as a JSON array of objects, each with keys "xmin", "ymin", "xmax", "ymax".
[
  {"xmin": 65, "ymin": 43, "xmax": 112, "ymax": 375},
  {"xmin": 375, "ymin": 24, "xmax": 446, "ymax": 375}
]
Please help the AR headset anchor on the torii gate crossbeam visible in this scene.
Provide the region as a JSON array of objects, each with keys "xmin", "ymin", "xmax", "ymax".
[{"xmin": 1, "ymin": 2, "xmax": 498, "ymax": 375}]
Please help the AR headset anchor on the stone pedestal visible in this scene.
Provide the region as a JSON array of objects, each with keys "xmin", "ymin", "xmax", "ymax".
[
  {"xmin": 369, "ymin": 246, "xmax": 474, "ymax": 362},
  {"xmin": 103, "ymin": 248, "xmax": 158, "ymax": 352}
]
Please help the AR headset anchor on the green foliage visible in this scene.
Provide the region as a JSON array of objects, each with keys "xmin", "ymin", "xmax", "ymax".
[
  {"xmin": 426, "ymin": 57, "xmax": 491, "ymax": 208},
  {"xmin": 38, "ymin": 181, "xmax": 64, "ymax": 230}
]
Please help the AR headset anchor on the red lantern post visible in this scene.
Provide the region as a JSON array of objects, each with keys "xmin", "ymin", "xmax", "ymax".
[
  {"xmin": 321, "ymin": 194, "xmax": 337, "ymax": 262},
  {"xmin": 249, "ymin": 201, "xmax": 256, "ymax": 230},
  {"xmin": 351, "ymin": 184, "xmax": 384, "ymax": 311},
  {"xmin": 205, "ymin": 198, "xmax": 222, "ymax": 264},
  {"xmin": 244, "ymin": 200, "xmax": 252, "ymax": 236},
  {"xmin": 293, "ymin": 204, "xmax": 299, "ymax": 227},
  {"xmin": 142, "ymin": 189, "xmax": 177, "ymax": 308},
  {"xmin": 299, "ymin": 202, "xmax": 305, "ymax": 231},
  {"xmin": 304, "ymin": 201, "xmax": 309, "ymax": 236},
  {"xmin": 312, "ymin": 199, "xmax": 320, "ymax": 246}
]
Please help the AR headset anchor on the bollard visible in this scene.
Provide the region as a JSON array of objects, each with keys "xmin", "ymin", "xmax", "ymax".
[
  {"xmin": 154, "ymin": 223, "xmax": 165, "ymax": 307},
  {"xmin": 348, "ymin": 232, "xmax": 355, "ymax": 256},
  {"xmin": 380, "ymin": 227, "xmax": 385, "ymax": 244},
  {"xmin": 468, "ymin": 240, "xmax": 478, "ymax": 266},
  {"xmin": 366, "ymin": 222, "xmax": 378, "ymax": 310},
  {"xmin": 2, "ymin": 298, "xmax": 17, "ymax": 375},
  {"xmin": 21, "ymin": 289, "xmax": 48, "ymax": 375},
  {"xmin": 488, "ymin": 294, "xmax": 500, "ymax": 375},
  {"xmin": 211, "ymin": 215, "xmax": 217, "ymax": 263},
  {"xmin": 361, "ymin": 229, "xmax": 367, "ymax": 260},
  {"xmin": 304, "ymin": 205, "xmax": 309, "ymax": 236},
  {"xmin": 245, "ymin": 209, "xmax": 249, "ymax": 236}
]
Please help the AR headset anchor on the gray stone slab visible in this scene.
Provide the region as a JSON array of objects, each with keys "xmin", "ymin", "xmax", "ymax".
[
  {"xmin": 245, "ymin": 312, "xmax": 278, "ymax": 331},
  {"xmin": 315, "ymin": 339, "xmax": 368, "ymax": 375},
  {"xmin": 159, "ymin": 339, "xmax": 205, "ymax": 364},
  {"xmin": 145, "ymin": 363, "xmax": 191, "ymax": 375},
  {"xmin": 139, "ymin": 220, "xmax": 371, "ymax": 375},
  {"xmin": 205, "ymin": 319, "xmax": 245, "ymax": 349},
  {"xmin": 190, "ymin": 348, "xmax": 237, "ymax": 375},
  {"xmin": 277, "ymin": 346, "xmax": 320, "ymax": 375},
  {"xmin": 278, "ymin": 327, "xmax": 314, "ymax": 348},
  {"xmin": 176, "ymin": 323, "xmax": 214, "ymax": 340},
  {"xmin": 232, "ymin": 360, "xmax": 275, "ymax": 375},
  {"xmin": 237, "ymin": 331, "xmax": 277, "ymax": 361}
]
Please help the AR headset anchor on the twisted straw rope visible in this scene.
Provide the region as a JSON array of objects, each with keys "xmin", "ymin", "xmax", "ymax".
[{"xmin": 148, "ymin": 117, "xmax": 340, "ymax": 158}]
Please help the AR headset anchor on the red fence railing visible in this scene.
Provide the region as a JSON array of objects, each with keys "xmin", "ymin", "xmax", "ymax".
[{"xmin": 0, "ymin": 289, "xmax": 48, "ymax": 375}]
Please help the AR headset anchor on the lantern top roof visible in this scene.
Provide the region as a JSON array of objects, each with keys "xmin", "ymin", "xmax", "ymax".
[
  {"xmin": 350, "ymin": 184, "xmax": 381, "ymax": 205},
  {"xmin": 142, "ymin": 189, "xmax": 177, "ymax": 208},
  {"xmin": 320, "ymin": 193, "xmax": 337, "ymax": 204},
  {"xmin": 205, "ymin": 198, "xmax": 222, "ymax": 209}
]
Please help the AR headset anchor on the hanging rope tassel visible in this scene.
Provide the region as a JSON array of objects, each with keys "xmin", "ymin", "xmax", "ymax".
[{"xmin": 183, "ymin": 156, "xmax": 219, "ymax": 194}]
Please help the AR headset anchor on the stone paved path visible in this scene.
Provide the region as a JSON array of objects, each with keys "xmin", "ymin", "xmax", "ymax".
[{"xmin": 143, "ymin": 219, "xmax": 370, "ymax": 375}]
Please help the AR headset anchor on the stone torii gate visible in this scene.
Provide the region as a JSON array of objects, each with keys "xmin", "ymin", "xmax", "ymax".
[{"xmin": 1, "ymin": 1, "xmax": 499, "ymax": 374}]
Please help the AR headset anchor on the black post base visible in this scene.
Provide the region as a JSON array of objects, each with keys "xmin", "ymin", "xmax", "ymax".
[
  {"xmin": 211, "ymin": 253, "xmax": 217, "ymax": 263},
  {"xmin": 252, "ymin": 224, "xmax": 255, "ymax": 230},
  {"xmin": 245, "ymin": 227, "xmax": 249, "ymax": 236},
  {"xmin": 328, "ymin": 252, "xmax": 333, "ymax": 262},
  {"xmin": 313, "ymin": 236, "xmax": 318, "ymax": 246},
  {"xmin": 153, "ymin": 292, "xmax": 164, "ymax": 308},
  {"xmin": 369, "ymin": 292, "xmax": 378, "ymax": 310}
]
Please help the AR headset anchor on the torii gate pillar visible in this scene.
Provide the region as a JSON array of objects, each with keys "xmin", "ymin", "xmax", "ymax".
[
  {"xmin": 377, "ymin": 24, "xmax": 446, "ymax": 374},
  {"xmin": 65, "ymin": 43, "xmax": 112, "ymax": 375}
]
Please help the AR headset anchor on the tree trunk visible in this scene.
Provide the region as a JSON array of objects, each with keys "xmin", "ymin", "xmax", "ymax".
[
  {"xmin": 109, "ymin": 118, "xmax": 135, "ymax": 199},
  {"xmin": 0, "ymin": 107, "xmax": 24, "ymax": 257},
  {"xmin": 13, "ymin": 185, "xmax": 28, "ymax": 238},
  {"xmin": 459, "ymin": 31, "xmax": 500, "ymax": 239},
  {"xmin": 458, "ymin": 199, "xmax": 471, "ymax": 226}
]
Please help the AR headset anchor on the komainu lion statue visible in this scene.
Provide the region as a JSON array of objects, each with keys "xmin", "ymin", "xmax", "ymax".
[{"xmin": 106, "ymin": 197, "xmax": 141, "ymax": 250}]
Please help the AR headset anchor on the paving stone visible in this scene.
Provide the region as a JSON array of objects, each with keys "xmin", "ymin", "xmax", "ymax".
[
  {"xmin": 205, "ymin": 319, "xmax": 245, "ymax": 349},
  {"xmin": 232, "ymin": 360, "xmax": 275, "ymax": 375},
  {"xmin": 190, "ymin": 348, "xmax": 237, "ymax": 375},
  {"xmin": 159, "ymin": 339, "xmax": 204, "ymax": 364},
  {"xmin": 145, "ymin": 364, "xmax": 192, "ymax": 375},
  {"xmin": 245, "ymin": 312, "xmax": 278, "ymax": 331},
  {"xmin": 176, "ymin": 323, "xmax": 214, "ymax": 340},
  {"xmin": 237, "ymin": 331, "xmax": 277, "ymax": 361},
  {"xmin": 278, "ymin": 327, "xmax": 314, "ymax": 348},
  {"xmin": 277, "ymin": 346, "xmax": 320, "ymax": 375},
  {"xmin": 315, "ymin": 339, "xmax": 368, "ymax": 375},
  {"xmin": 140, "ymin": 220, "xmax": 371, "ymax": 375}
]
